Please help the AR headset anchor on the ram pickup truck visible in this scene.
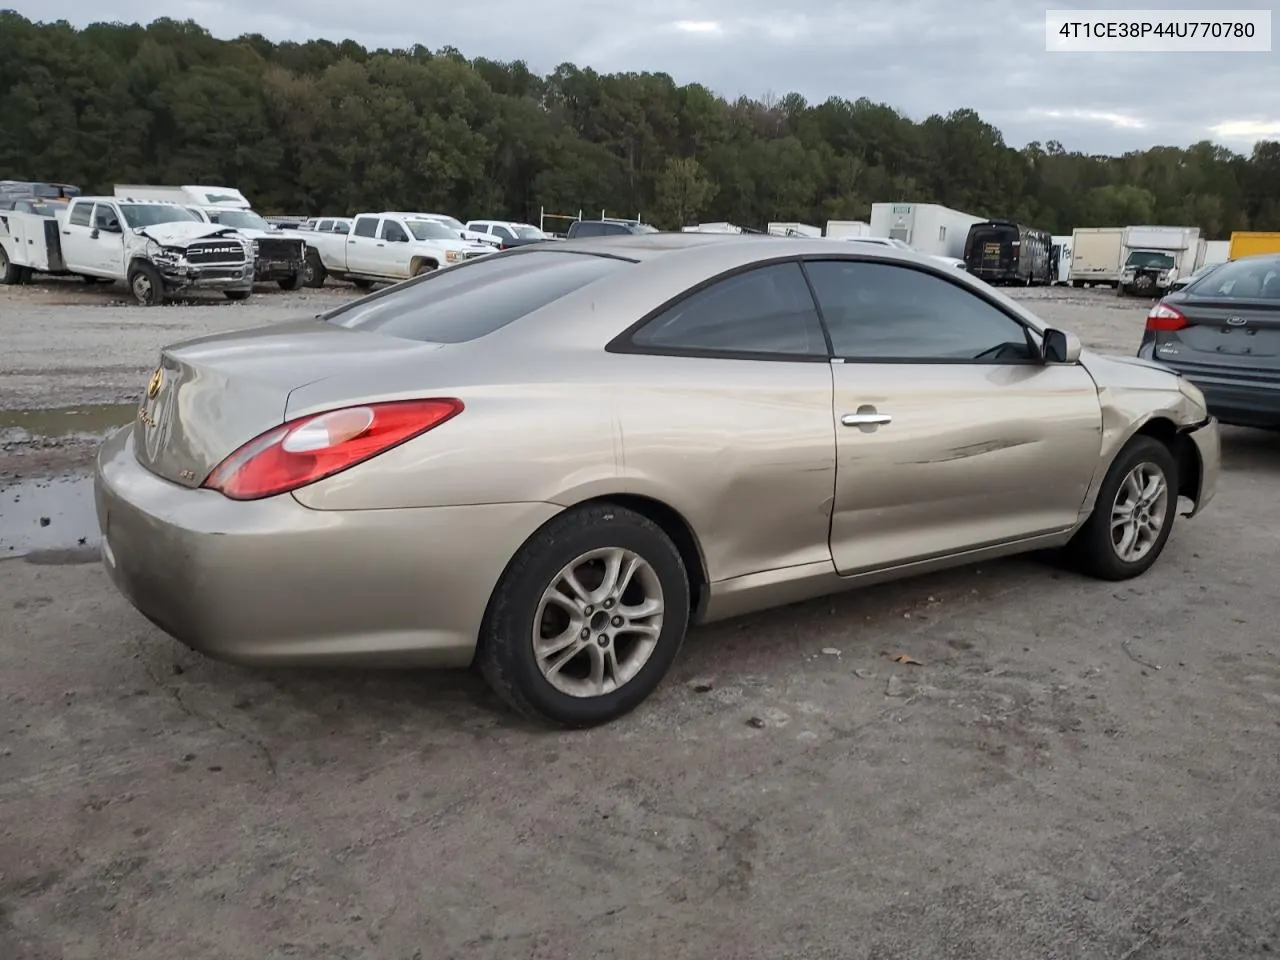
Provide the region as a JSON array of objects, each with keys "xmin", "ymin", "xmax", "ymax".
[
  {"xmin": 180, "ymin": 206, "xmax": 307, "ymax": 289},
  {"xmin": 1, "ymin": 196, "xmax": 255, "ymax": 304},
  {"xmin": 304, "ymin": 212, "xmax": 494, "ymax": 288}
]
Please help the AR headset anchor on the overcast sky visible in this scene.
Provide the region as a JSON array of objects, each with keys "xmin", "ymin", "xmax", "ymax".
[{"xmin": 13, "ymin": 0, "xmax": 1280, "ymax": 156}]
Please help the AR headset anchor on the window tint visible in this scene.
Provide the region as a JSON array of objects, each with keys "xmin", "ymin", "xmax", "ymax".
[
  {"xmin": 495, "ymin": 225, "xmax": 515, "ymax": 240},
  {"xmin": 570, "ymin": 222, "xmax": 602, "ymax": 238},
  {"xmin": 68, "ymin": 203, "xmax": 92, "ymax": 227},
  {"xmin": 325, "ymin": 250, "xmax": 629, "ymax": 343},
  {"xmin": 352, "ymin": 217, "xmax": 378, "ymax": 238},
  {"xmin": 381, "ymin": 220, "xmax": 408, "ymax": 242},
  {"xmin": 630, "ymin": 263, "xmax": 827, "ymax": 357},
  {"xmin": 806, "ymin": 260, "xmax": 1036, "ymax": 362}
]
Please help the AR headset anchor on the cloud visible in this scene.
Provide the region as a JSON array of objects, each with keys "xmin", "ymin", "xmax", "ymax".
[{"xmin": 13, "ymin": 0, "xmax": 1280, "ymax": 155}]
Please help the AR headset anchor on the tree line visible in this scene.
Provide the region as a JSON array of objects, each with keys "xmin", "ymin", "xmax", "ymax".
[{"xmin": 1, "ymin": 10, "xmax": 1277, "ymax": 237}]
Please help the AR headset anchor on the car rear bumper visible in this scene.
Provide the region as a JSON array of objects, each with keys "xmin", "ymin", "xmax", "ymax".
[
  {"xmin": 94, "ymin": 425, "xmax": 560, "ymax": 668},
  {"xmin": 1136, "ymin": 346, "xmax": 1280, "ymax": 429}
]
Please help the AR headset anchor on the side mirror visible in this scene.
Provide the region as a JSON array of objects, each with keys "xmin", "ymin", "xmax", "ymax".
[{"xmin": 1042, "ymin": 328, "xmax": 1081, "ymax": 364}]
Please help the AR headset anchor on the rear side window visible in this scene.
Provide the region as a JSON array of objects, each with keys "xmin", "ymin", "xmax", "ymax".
[
  {"xmin": 353, "ymin": 217, "xmax": 378, "ymax": 238},
  {"xmin": 68, "ymin": 203, "xmax": 92, "ymax": 227},
  {"xmin": 569, "ymin": 222, "xmax": 602, "ymax": 238},
  {"xmin": 325, "ymin": 250, "xmax": 630, "ymax": 343}
]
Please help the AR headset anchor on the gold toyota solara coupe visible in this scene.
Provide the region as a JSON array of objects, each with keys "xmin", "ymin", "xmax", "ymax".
[{"xmin": 95, "ymin": 232, "xmax": 1220, "ymax": 726}]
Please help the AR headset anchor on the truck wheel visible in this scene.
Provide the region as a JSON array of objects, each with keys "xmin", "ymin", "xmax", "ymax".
[
  {"xmin": 412, "ymin": 261, "xmax": 437, "ymax": 277},
  {"xmin": 128, "ymin": 263, "xmax": 166, "ymax": 306},
  {"xmin": 277, "ymin": 271, "xmax": 304, "ymax": 291},
  {"xmin": 0, "ymin": 247, "xmax": 21, "ymax": 285},
  {"xmin": 302, "ymin": 250, "xmax": 326, "ymax": 288},
  {"xmin": 224, "ymin": 290, "xmax": 251, "ymax": 302}
]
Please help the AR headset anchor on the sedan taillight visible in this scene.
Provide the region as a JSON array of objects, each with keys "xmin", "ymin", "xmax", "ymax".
[
  {"xmin": 1146, "ymin": 302, "xmax": 1188, "ymax": 332},
  {"xmin": 202, "ymin": 398, "xmax": 463, "ymax": 500}
]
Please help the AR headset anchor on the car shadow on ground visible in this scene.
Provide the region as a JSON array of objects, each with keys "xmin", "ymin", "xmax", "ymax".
[{"xmin": 123, "ymin": 424, "xmax": 1279, "ymax": 736}]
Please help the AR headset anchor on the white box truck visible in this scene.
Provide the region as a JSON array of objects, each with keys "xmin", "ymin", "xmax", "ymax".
[
  {"xmin": 1067, "ymin": 227, "xmax": 1124, "ymax": 288},
  {"xmin": 825, "ymin": 220, "xmax": 871, "ymax": 239},
  {"xmin": 767, "ymin": 222, "xmax": 821, "ymax": 238},
  {"xmin": 1051, "ymin": 235, "xmax": 1072, "ymax": 285},
  {"xmin": 868, "ymin": 202, "xmax": 983, "ymax": 259},
  {"xmin": 1201, "ymin": 239, "xmax": 1230, "ymax": 266},
  {"xmin": 1117, "ymin": 225, "xmax": 1201, "ymax": 297}
]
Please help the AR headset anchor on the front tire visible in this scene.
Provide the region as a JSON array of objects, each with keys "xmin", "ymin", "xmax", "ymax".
[
  {"xmin": 224, "ymin": 290, "xmax": 251, "ymax": 301},
  {"xmin": 302, "ymin": 250, "xmax": 326, "ymax": 288},
  {"xmin": 277, "ymin": 271, "xmax": 303, "ymax": 291},
  {"xmin": 1065, "ymin": 436, "xmax": 1178, "ymax": 580},
  {"xmin": 478, "ymin": 503, "xmax": 691, "ymax": 728},
  {"xmin": 128, "ymin": 262, "xmax": 165, "ymax": 306}
]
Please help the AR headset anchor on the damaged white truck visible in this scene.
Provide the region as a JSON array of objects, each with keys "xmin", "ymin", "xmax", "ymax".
[{"xmin": 0, "ymin": 196, "xmax": 255, "ymax": 305}]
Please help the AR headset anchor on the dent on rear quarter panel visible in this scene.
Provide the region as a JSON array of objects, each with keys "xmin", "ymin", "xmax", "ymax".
[{"xmin": 290, "ymin": 383, "xmax": 621, "ymax": 511}]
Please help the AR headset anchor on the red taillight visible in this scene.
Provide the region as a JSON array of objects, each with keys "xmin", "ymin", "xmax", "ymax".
[
  {"xmin": 1146, "ymin": 302, "xmax": 1188, "ymax": 332},
  {"xmin": 202, "ymin": 398, "xmax": 463, "ymax": 500}
]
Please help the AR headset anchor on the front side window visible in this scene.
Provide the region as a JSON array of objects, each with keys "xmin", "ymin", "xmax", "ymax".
[
  {"xmin": 381, "ymin": 220, "xmax": 409, "ymax": 243},
  {"xmin": 628, "ymin": 262, "xmax": 827, "ymax": 358},
  {"xmin": 92, "ymin": 204, "xmax": 117, "ymax": 229},
  {"xmin": 805, "ymin": 260, "xmax": 1036, "ymax": 362}
]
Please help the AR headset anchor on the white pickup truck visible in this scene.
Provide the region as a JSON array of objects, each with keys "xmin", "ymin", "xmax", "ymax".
[
  {"xmin": 0, "ymin": 196, "xmax": 255, "ymax": 304},
  {"xmin": 304, "ymin": 212, "xmax": 494, "ymax": 288}
]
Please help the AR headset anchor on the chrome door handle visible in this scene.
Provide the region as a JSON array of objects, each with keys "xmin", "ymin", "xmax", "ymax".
[{"xmin": 841, "ymin": 412, "xmax": 892, "ymax": 426}]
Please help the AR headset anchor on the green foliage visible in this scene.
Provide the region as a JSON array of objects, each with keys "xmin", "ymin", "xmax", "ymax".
[{"xmin": 1, "ymin": 11, "xmax": 1276, "ymax": 237}]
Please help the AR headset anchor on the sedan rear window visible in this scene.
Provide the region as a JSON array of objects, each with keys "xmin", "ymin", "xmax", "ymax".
[
  {"xmin": 323, "ymin": 250, "xmax": 631, "ymax": 343},
  {"xmin": 1188, "ymin": 257, "xmax": 1280, "ymax": 300}
]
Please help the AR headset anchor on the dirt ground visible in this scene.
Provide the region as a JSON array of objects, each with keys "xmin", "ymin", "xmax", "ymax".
[{"xmin": 1, "ymin": 277, "xmax": 1278, "ymax": 959}]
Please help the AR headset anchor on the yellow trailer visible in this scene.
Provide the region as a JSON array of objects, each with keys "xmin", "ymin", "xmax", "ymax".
[{"xmin": 1228, "ymin": 231, "xmax": 1280, "ymax": 259}]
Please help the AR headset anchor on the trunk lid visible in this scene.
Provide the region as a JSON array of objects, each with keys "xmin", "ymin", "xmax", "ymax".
[
  {"xmin": 133, "ymin": 318, "xmax": 442, "ymax": 487},
  {"xmin": 1165, "ymin": 297, "xmax": 1280, "ymax": 374}
]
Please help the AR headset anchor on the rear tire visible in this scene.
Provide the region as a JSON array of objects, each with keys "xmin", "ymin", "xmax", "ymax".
[
  {"xmin": 1064, "ymin": 436, "xmax": 1178, "ymax": 581},
  {"xmin": 128, "ymin": 262, "xmax": 165, "ymax": 306},
  {"xmin": 0, "ymin": 247, "xmax": 21, "ymax": 284},
  {"xmin": 477, "ymin": 503, "xmax": 691, "ymax": 728}
]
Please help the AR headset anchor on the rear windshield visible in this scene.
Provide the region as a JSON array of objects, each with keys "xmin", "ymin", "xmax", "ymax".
[
  {"xmin": 323, "ymin": 250, "xmax": 631, "ymax": 343},
  {"xmin": 1187, "ymin": 257, "xmax": 1280, "ymax": 300}
]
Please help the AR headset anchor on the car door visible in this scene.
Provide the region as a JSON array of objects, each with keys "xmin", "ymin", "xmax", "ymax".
[
  {"xmin": 345, "ymin": 215, "xmax": 381, "ymax": 273},
  {"xmin": 804, "ymin": 257, "xmax": 1102, "ymax": 575},
  {"xmin": 609, "ymin": 261, "xmax": 837, "ymax": 585},
  {"xmin": 378, "ymin": 218, "xmax": 413, "ymax": 277},
  {"xmin": 59, "ymin": 201, "xmax": 100, "ymax": 273},
  {"xmin": 89, "ymin": 203, "xmax": 128, "ymax": 275}
]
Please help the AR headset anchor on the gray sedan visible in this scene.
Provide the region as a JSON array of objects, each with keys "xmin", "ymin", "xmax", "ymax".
[{"xmin": 1138, "ymin": 254, "xmax": 1280, "ymax": 428}]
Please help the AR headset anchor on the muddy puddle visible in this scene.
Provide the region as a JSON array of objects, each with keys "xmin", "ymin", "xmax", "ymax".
[
  {"xmin": 0, "ymin": 403, "xmax": 135, "ymax": 445},
  {"xmin": 0, "ymin": 475, "xmax": 100, "ymax": 563}
]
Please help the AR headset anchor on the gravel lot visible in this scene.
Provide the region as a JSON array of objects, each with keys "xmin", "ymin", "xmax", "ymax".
[{"xmin": 2, "ymin": 277, "xmax": 1278, "ymax": 959}]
